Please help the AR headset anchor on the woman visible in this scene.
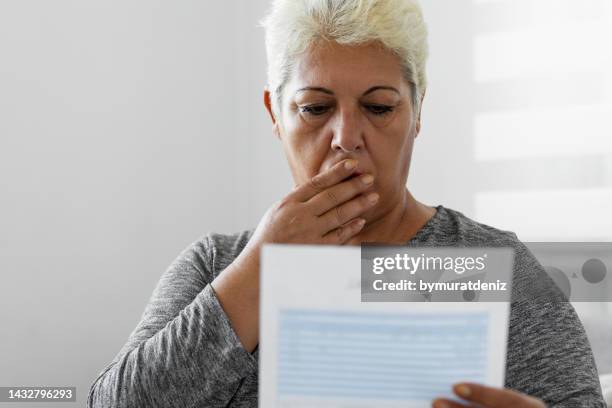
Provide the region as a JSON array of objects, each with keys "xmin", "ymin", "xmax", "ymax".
[{"xmin": 88, "ymin": 0, "xmax": 605, "ymax": 407}]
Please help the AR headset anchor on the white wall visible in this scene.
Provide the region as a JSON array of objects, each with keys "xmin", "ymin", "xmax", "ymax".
[
  {"xmin": 0, "ymin": 1, "xmax": 609, "ymax": 406},
  {"xmin": 0, "ymin": 1, "xmax": 273, "ymax": 405}
]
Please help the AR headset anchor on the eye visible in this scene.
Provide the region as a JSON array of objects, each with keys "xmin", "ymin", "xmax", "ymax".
[
  {"xmin": 299, "ymin": 104, "xmax": 332, "ymax": 116},
  {"xmin": 364, "ymin": 104, "xmax": 394, "ymax": 116}
]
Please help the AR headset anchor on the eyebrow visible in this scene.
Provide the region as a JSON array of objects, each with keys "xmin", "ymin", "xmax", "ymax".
[{"xmin": 295, "ymin": 85, "xmax": 400, "ymax": 96}]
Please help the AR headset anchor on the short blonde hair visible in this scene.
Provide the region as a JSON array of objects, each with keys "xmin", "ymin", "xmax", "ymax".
[{"xmin": 260, "ymin": 0, "xmax": 428, "ymax": 117}]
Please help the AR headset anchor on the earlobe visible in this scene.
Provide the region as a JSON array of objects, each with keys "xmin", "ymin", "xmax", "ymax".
[{"xmin": 272, "ymin": 122, "xmax": 281, "ymax": 140}]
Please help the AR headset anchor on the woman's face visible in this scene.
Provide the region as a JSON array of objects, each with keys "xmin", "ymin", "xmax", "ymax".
[{"xmin": 266, "ymin": 41, "xmax": 421, "ymax": 221}]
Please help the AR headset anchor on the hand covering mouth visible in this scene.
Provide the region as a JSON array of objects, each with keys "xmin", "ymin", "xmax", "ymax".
[{"xmin": 345, "ymin": 170, "xmax": 364, "ymax": 181}]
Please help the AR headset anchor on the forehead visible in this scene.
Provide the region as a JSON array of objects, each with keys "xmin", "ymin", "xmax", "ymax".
[{"xmin": 286, "ymin": 41, "xmax": 408, "ymax": 97}]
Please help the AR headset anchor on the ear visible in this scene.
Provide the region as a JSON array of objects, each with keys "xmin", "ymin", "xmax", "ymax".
[
  {"xmin": 415, "ymin": 88, "xmax": 426, "ymax": 137},
  {"xmin": 263, "ymin": 87, "xmax": 281, "ymax": 140}
]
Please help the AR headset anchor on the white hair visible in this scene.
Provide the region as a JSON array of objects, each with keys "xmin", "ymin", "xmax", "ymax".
[{"xmin": 260, "ymin": 0, "xmax": 428, "ymax": 117}]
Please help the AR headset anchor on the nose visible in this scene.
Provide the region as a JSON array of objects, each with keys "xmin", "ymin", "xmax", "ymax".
[{"xmin": 330, "ymin": 107, "xmax": 365, "ymax": 153}]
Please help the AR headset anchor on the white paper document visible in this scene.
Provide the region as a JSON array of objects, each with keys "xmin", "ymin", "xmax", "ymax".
[{"xmin": 260, "ymin": 245, "xmax": 510, "ymax": 408}]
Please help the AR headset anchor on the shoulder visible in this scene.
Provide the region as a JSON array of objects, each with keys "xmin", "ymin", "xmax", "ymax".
[
  {"xmin": 424, "ymin": 207, "xmax": 544, "ymax": 273},
  {"xmin": 429, "ymin": 209, "xmax": 602, "ymax": 403},
  {"xmin": 418, "ymin": 205, "xmax": 520, "ymax": 247},
  {"xmin": 168, "ymin": 229, "xmax": 256, "ymax": 284},
  {"xmin": 437, "ymin": 206, "xmax": 538, "ymax": 268},
  {"xmin": 422, "ymin": 206, "xmax": 561, "ymax": 301},
  {"xmin": 203, "ymin": 229, "xmax": 256, "ymax": 266}
]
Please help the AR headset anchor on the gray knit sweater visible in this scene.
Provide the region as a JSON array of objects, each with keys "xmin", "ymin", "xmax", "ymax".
[{"xmin": 87, "ymin": 205, "xmax": 605, "ymax": 407}]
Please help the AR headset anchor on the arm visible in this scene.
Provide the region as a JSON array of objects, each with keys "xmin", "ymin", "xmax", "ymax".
[
  {"xmin": 434, "ymin": 300, "xmax": 605, "ymax": 408},
  {"xmin": 87, "ymin": 158, "xmax": 375, "ymax": 407},
  {"xmin": 504, "ymin": 299, "xmax": 605, "ymax": 407},
  {"xmin": 433, "ymin": 241, "xmax": 605, "ymax": 408},
  {"xmin": 87, "ymin": 237, "xmax": 257, "ymax": 408},
  {"xmin": 211, "ymin": 158, "xmax": 377, "ymax": 352},
  {"xmin": 504, "ymin": 243, "xmax": 605, "ymax": 406}
]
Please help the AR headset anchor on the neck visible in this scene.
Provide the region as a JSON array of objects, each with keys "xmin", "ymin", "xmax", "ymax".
[{"xmin": 346, "ymin": 189, "xmax": 435, "ymax": 245}]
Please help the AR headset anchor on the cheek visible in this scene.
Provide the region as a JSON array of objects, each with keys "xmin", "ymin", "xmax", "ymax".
[
  {"xmin": 282, "ymin": 127, "xmax": 331, "ymax": 183},
  {"xmin": 369, "ymin": 130, "xmax": 415, "ymax": 184},
  {"xmin": 390, "ymin": 116, "xmax": 416, "ymax": 168}
]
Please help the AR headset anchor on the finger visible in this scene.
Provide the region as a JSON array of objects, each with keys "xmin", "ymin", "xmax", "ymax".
[
  {"xmin": 319, "ymin": 192, "xmax": 379, "ymax": 233},
  {"xmin": 289, "ymin": 159, "xmax": 358, "ymax": 202},
  {"xmin": 431, "ymin": 398, "xmax": 474, "ymax": 408},
  {"xmin": 308, "ymin": 173, "xmax": 375, "ymax": 216},
  {"xmin": 453, "ymin": 383, "xmax": 546, "ymax": 408},
  {"xmin": 321, "ymin": 217, "xmax": 366, "ymax": 244}
]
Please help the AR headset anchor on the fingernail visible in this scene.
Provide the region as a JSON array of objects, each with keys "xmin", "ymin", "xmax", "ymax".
[
  {"xmin": 367, "ymin": 192, "xmax": 379, "ymax": 204},
  {"xmin": 356, "ymin": 219, "xmax": 366, "ymax": 228},
  {"xmin": 455, "ymin": 384, "xmax": 471, "ymax": 398},
  {"xmin": 345, "ymin": 160, "xmax": 357, "ymax": 170},
  {"xmin": 360, "ymin": 174, "xmax": 374, "ymax": 185}
]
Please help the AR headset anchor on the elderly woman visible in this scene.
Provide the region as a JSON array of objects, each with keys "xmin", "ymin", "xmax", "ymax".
[{"xmin": 88, "ymin": 0, "xmax": 604, "ymax": 407}]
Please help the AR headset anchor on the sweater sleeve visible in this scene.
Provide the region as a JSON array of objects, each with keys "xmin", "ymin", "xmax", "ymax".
[
  {"xmin": 87, "ymin": 236, "xmax": 258, "ymax": 408},
  {"xmin": 506, "ymin": 300, "xmax": 605, "ymax": 407},
  {"xmin": 505, "ymin": 242, "xmax": 605, "ymax": 407}
]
